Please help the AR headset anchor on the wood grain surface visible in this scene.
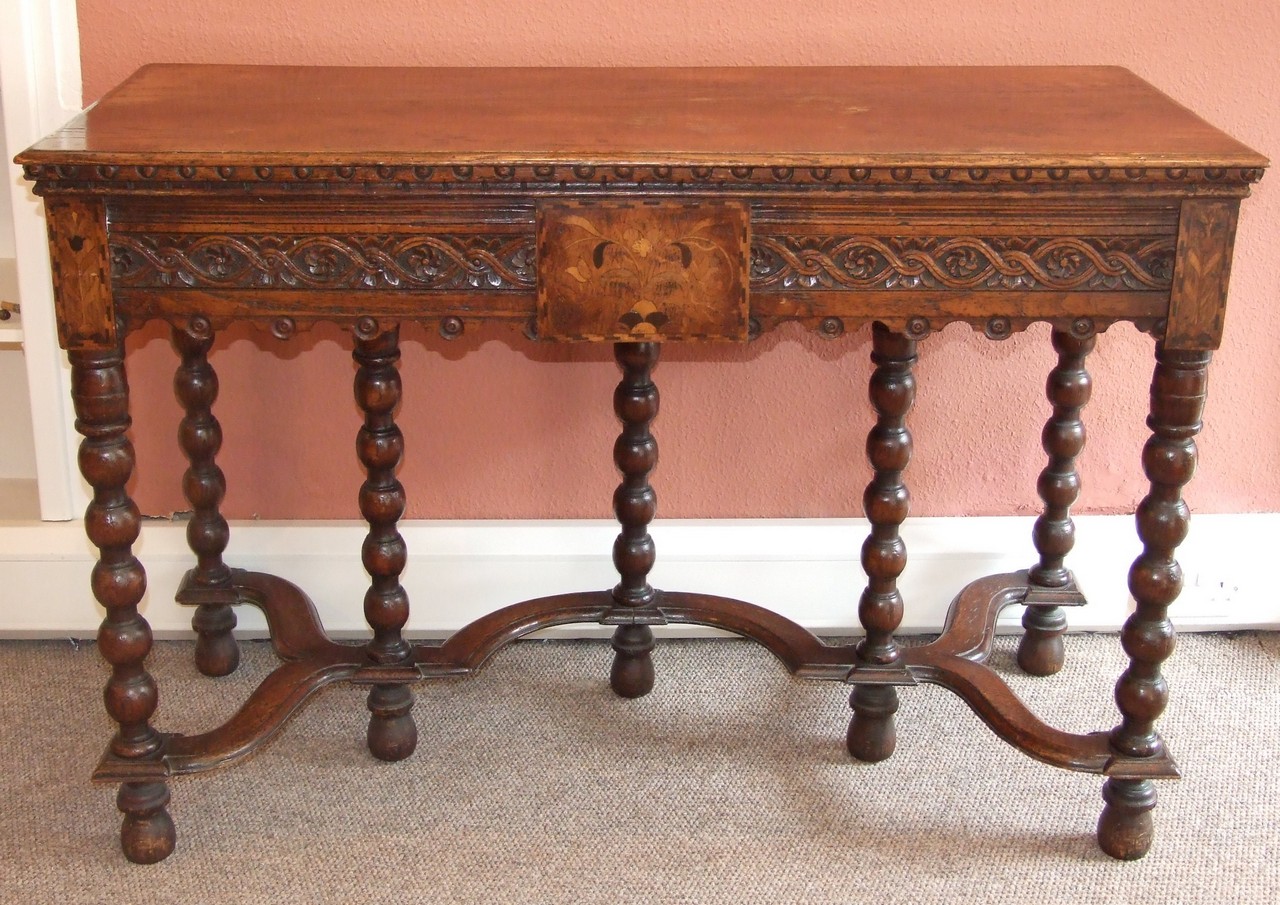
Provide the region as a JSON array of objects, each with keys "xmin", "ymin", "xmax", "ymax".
[{"xmin": 19, "ymin": 65, "xmax": 1267, "ymax": 169}]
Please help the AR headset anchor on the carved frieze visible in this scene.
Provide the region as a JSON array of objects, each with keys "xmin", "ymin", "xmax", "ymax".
[
  {"xmin": 110, "ymin": 233, "xmax": 536, "ymax": 291},
  {"xmin": 750, "ymin": 235, "xmax": 1176, "ymax": 292},
  {"xmin": 109, "ymin": 224, "xmax": 1176, "ymax": 311}
]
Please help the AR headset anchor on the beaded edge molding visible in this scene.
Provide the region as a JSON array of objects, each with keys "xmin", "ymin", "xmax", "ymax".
[{"xmin": 22, "ymin": 162, "xmax": 1266, "ymax": 188}]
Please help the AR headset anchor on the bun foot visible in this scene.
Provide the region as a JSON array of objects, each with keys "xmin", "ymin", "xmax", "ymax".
[
  {"xmin": 610, "ymin": 625, "xmax": 655, "ymax": 699},
  {"xmin": 846, "ymin": 685, "xmax": 899, "ymax": 762},
  {"xmin": 366, "ymin": 684, "xmax": 417, "ymax": 762},
  {"xmin": 1016, "ymin": 605, "xmax": 1067, "ymax": 677},
  {"xmin": 117, "ymin": 782, "xmax": 176, "ymax": 865},
  {"xmin": 193, "ymin": 603, "xmax": 240, "ymax": 677},
  {"xmin": 1097, "ymin": 778, "xmax": 1157, "ymax": 860}
]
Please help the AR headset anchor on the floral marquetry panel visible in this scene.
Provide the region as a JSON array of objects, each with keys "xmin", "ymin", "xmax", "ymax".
[{"xmin": 536, "ymin": 200, "xmax": 750, "ymax": 342}]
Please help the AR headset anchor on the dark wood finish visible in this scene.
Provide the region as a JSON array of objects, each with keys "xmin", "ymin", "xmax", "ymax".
[
  {"xmin": 752, "ymin": 234, "xmax": 1175, "ymax": 292},
  {"xmin": 1098, "ymin": 345, "xmax": 1210, "ymax": 860},
  {"xmin": 69, "ymin": 340, "xmax": 174, "ymax": 864},
  {"xmin": 18, "ymin": 64, "xmax": 1265, "ymax": 864},
  {"xmin": 847, "ymin": 324, "xmax": 916, "ymax": 762},
  {"xmin": 171, "ymin": 322, "xmax": 239, "ymax": 677},
  {"xmin": 353, "ymin": 325, "xmax": 417, "ymax": 761},
  {"xmin": 1018, "ymin": 328, "xmax": 1095, "ymax": 676},
  {"xmin": 93, "ymin": 572, "xmax": 1176, "ymax": 785},
  {"xmin": 608, "ymin": 342, "xmax": 660, "ymax": 698},
  {"xmin": 112, "ymin": 230, "xmax": 536, "ymax": 292}
]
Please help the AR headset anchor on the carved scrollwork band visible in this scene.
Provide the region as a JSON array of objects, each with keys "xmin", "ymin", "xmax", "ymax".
[
  {"xmin": 751, "ymin": 236, "xmax": 1176, "ymax": 292},
  {"xmin": 111, "ymin": 233, "xmax": 536, "ymax": 291},
  {"xmin": 110, "ymin": 230, "xmax": 1175, "ymax": 296}
]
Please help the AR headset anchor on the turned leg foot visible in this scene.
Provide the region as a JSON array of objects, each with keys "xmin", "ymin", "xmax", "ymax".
[
  {"xmin": 1016, "ymin": 604, "xmax": 1067, "ymax": 676},
  {"xmin": 848, "ymin": 325, "xmax": 915, "ymax": 762},
  {"xmin": 1097, "ymin": 346, "xmax": 1209, "ymax": 861},
  {"xmin": 1097, "ymin": 778, "xmax": 1157, "ymax": 860},
  {"xmin": 173, "ymin": 323, "xmax": 240, "ymax": 678},
  {"xmin": 192, "ymin": 603, "xmax": 240, "ymax": 677},
  {"xmin": 846, "ymin": 685, "xmax": 899, "ymax": 763},
  {"xmin": 354, "ymin": 327, "xmax": 416, "ymax": 763},
  {"xmin": 608, "ymin": 343, "xmax": 660, "ymax": 698},
  {"xmin": 366, "ymin": 684, "xmax": 417, "ymax": 762},
  {"xmin": 117, "ymin": 782, "xmax": 176, "ymax": 865},
  {"xmin": 72, "ymin": 345, "xmax": 172, "ymax": 864},
  {"xmin": 1021, "ymin": 329, "xmax": 1094, "ymax": 677},
  {"xmin": 610, "ymin": 624, "xmax": 655, "ymax": 699}
]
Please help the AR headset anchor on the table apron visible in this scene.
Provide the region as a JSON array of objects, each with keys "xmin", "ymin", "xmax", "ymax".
[
  {"xmin": 109, "ymin": 286, "xmax": 1169, "ymax": 338},
  {"xmin": 94, "ymin": 195, "xmax": 1182, "ymax": 341}
]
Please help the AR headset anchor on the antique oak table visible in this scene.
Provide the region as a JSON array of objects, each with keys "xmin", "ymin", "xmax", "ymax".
[{"xmin": 17, "ymin": 65, "xmax": 1266, "ymax": 864}]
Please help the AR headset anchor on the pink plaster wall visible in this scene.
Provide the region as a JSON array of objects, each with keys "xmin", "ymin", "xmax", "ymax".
[{"xmin": 77, "ymin": 0, "xmax": 1280, "ymax": 520}]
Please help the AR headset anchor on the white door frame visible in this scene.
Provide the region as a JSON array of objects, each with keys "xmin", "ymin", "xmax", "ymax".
[{"xmin": 1, "ymin": 0, "xmax": 85, "ymax": 521}]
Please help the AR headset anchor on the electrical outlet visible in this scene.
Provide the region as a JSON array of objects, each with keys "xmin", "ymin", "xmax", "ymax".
[
  {"xmin": 1177, "ymin": 570, "xmax": 1242, "ymax": 623},
  {"xmin": 1191, "ymin": 570, "xmax": 1240, "ymax": 600}
]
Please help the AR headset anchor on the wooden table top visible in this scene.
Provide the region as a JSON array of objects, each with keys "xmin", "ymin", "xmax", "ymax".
[{"xmin": 18, "ymin": 64, "xmax": 1267, "ymax": 170}]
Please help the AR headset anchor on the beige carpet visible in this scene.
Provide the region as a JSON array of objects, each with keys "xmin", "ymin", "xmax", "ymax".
[{"xmin": 1, "ymin": 633, "xmax": 1276, "ymax": 904}]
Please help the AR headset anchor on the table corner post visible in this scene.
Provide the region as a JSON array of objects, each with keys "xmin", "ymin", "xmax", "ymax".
[
  {"xmin": 69, "ymin": 334, "xmax": 176, "ymax": 865},
  {"xmin": 1098, "ymin": 341, "xmax": 1210, "ymax": 860}
]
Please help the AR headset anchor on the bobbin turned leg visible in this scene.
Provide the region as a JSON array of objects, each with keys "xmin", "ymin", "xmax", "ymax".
[
  {"xmin": 71, "ymin": 343, "xmax": 175, "ymax": 864},
  {"xmin": 172, "ymin": 322, "xmax": 239, "ymax": 677},
  {"xmin": 1097, "ymin": 345, "xmax": 1209, "ymax": 860},
  {"xmin": 354, "ymin": 324, "xmax": 417, "ymax": 762},
  {"xmin": 609, "ymin": 342, "xmax": 660, "ymax": 699},
  {"xmin": 1019, "ymin": 328, "xmax": 1094, "ymax": 676},
  {"xmin": 847, "ymin": 324, "xmax": 916, "ymax": 763}
]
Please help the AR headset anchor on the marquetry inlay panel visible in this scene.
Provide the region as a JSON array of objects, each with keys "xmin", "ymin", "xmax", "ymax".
[{"xmin": 536, "ymin": 200, "xmax": 750, "ymax": 342}]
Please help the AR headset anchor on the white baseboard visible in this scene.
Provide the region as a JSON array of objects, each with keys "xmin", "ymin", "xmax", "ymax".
[{"xmin": 0, "ymin": 514, "xmax": 1276, "ymax": 639}]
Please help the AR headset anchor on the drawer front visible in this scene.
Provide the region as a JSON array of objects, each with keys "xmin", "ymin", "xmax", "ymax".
[{"xmin": 536, "ymin": 199, "xmax": 750, "ymax": 342}]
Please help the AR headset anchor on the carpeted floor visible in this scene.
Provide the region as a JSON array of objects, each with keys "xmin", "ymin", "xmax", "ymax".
[{"xmin": 0, "ymin": 633, "xmax": 1276, "ymax": 904}]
